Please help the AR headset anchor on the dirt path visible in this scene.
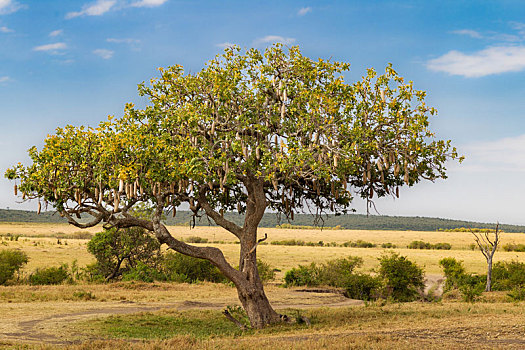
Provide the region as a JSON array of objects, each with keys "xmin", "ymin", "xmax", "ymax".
[{"xmin": 0, "ymin": 291, "xmax": 363, "ymax": 346}]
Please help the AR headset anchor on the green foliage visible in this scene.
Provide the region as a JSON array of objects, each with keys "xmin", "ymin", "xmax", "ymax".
[
  {"xmin": 407, "ymin": 240, "xmax": 432, "ymax": 249},
  {"xmin": 86, "ymin": 227, "xmax": 162, "ymax": 280},
  {"xmin": 256, "ymin": 259, "xmax": 276, "ymax": 283},
  {"xmin": 378, "ymin": 252, "xmax": 425, "ymax": 302},
  {"xmin": 381, "ymin": 242, "xmax": 396, "ymax": 248},
  {"xmin": 284, "ymin": 263, "xmax": 321, "ymax": 287},
  {"xmin": 341, "ymin": 240, "xmax": 376, "ymax": 248},
  {"xmin": 439, "ymin": 257, "xmax": 466, "ymax": 292},
  {"xmin": 162, "ymin": 252, "xmax": 228, "ymax": 283},
  {"xmin": 502, "ymin": 243, "xmax": 525, "ymax": 252},
  {"xmin": 28, "ymin": 265, "xmax": 70, "ymax": 285},
  {"xmin": 439, "ymin": 257, "xmax": 485, "ymax": 302},
  {"xmin": 122, "ymin": 262, "xmax": 167, "ymax": 283},
  {"xmin": 408, "ymin": 241, "xmax": 451, "ymax": 250},
  {"xmin": 507, "ymin": 287, "xmax": 525, "ymax": 301},
  {"xmin": 319, "ymin": 256, "xmax": 363, "ymax": 286},
  {"xmin": 185, "ymin": 236, "xmax": 209, "ymax": 244},
  {"xmin": 0, "ymin": 249, "xmax": 28, "ymax": 285},
  {"xmin": 491, "ymin": 261, "xmax": 525, "ymax": 291},
  {"xmin": 458, "ymin": 275, "xmax": 485, "ymax": 303},
  {"xmin": 284, "ymin": 256, "xmax": 381, "ymax": 301},
  {"xmin": 271, "ymin": 239, "xmax": 306, "ymax": 246},
  {"xmin": 342, "ymin": 274, "xmax": 382, "ymax": 301}
]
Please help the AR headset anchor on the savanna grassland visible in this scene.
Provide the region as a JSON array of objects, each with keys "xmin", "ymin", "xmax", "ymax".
[{"xmin": 1, "ymin": 223, "xmax": 525, "ymax": 349}]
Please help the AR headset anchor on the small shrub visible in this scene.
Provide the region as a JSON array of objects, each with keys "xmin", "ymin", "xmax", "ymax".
[
  {"xmin": 0, "ymin": 249, "xmax": 29, "ymax": 285},
  {"xmin": 87, "ymin": 227, "xmax": 162, "ymax": 280},
  {"xmin": 439, "ymin": 257, "xmax": 466, "ymax": 292},
  {"xmin": 319, "ymin": 256, "xmax": 363, "ymax": 286},
  {"xmin": 381, "ymin": 242, "xmax": 396, "ymax": 248},
  {"xmin": 432, "ymin": 243, "xmax": 451, "ymax": 250},
  {"xmin": 256, "ymin": 259, "xmax": 275, "ymax": 283},
  {"xmin": 162, "ymin": 252, "xmax": 227, "ymax": 283},
  {"xmin": 502, "ymin": 243, "xmax": 525, "ymax": 252},
  {"xmin": 343, "ymin": 274, "xmax": 382, "ymax": 301},
  {"xmin": 122, "ymin": 262, "xmax": 167, "ymax": 282},
  {"xmin": 458, "ymin": 275, "xmax": 485, "ymax": 303},
  {"xmin": 271, "ymin": 239, "xmax": 305, "ymax": 246},
  {"xmin": 185, "ymin": 236, "xmax": 209, "ymax": 244},
  {"xmin": 284, "ymin": 263, "xmax": 321, "ymax": 287},
  {"xmin": 507, "ymin": 287, "xmax": 525, "ymax": 301},
  {"xmin": 341, "ymin": 240, "xmax": 376, "ymax": 248},
  {"xmin": 492, "ymin": 260, "xmax": 525, "ymax": 291},
  {"xmin": 29, "ymin": 265, "xmax": 70, "ymax": 285},
  {"xmin": 378, "ymin": 252, "xmax": 425, "ymax": 302},
  {"xmin": 407, "ymin": 240, "xmax": 432, "ymax": 249}
]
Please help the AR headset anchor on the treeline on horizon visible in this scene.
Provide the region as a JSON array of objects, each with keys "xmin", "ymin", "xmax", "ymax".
[{"xmin": 0, "ymin": 208, "xmax": 522, "ymax": 233}]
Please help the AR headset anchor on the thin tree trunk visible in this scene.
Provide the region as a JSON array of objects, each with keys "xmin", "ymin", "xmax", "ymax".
[{"xmin": 486, "ymin": 257, "xmax": 492, "ymax": 292}]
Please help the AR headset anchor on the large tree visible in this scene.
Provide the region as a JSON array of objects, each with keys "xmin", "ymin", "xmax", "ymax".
[{"xmin": 6, "ymin": 45, "xmax": 461, "ymax": 328}]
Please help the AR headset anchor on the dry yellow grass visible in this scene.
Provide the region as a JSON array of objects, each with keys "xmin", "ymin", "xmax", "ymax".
[{"xmin": 2, "ymin": 224, "xmax": 525, "ymax": 276}]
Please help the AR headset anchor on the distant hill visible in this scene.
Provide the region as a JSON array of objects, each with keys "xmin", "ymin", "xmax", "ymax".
[{"xmin": 1, "ymin": 208, "xmax": 523, "ymax": 233}]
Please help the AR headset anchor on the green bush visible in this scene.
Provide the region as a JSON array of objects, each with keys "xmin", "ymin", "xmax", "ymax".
[
  {"xmin": 29, "ymin": 265, "xmax": 70, "ymax": 285},
  {"xmin": 271, "ymin": 239, "xmax": 306, "ymax": 246},
  {"xmin": 341, "ymin": 240, "xmax": 376, "ymax": 248},
  {"xmin": 0, "ymin": 249, "xmax": 28, "ymax": 285},
  {"xmin": 122, "ymin": 262, "xmax": 167, "ymax": 283},
  {"xmin": 343, "ymin": 273, "xmax": 382, "ymax": 301},
  {"xmin": 408, "ymin": 241, "xmax": 450, "ymax": 250},
  {"xmin": 162, "ymin": 252, "xmax": 227, "ymax": 283},
  {"xmin": 87, "ymin": 227, "xmax": 162, "ymax": 280},
  {"xmin": 507, "ymin": 287, "xmax": 525, "ymax": 301},
  {"xmin": 284, "ymin": 263, "xmax": 321, "ymax": 287},
  {"xmin": 256, "ymin": 259, "xmax": 276, "ymax": 283},
  {"xmin": 492, "ymin": 260, "xmax": 525, "ymax": 291},
  {"xmin": 378, "ymin": 252, "xmax": 425, "ymax": 302},
  {"xmin": 185, "ymin": 236, "xmax": 209, "ymax": 244},
  {"xmin": 458, "ymin": 274, "xmax": 485, "ymax": 302},
  {"xmin": 433, "ymin": 243, "xmax": 451, "ymax": 250},
  {"xmin": 381, "ymin": 242, "xmax": 396, "ymax": 248},
  {"xmin": 439, "ymin": 257, "xmax": 466, "ymax": 292},
  {"xmin": 502, "ymin": 243, "xmax": 525, "ymax": 252},
  {"xmin": 319, "ymin": 256, "xmax": 363, "ymax": 286},
  {"xmin": 407, "ymin": 240, "xmax": 432, "ymax": 249}
]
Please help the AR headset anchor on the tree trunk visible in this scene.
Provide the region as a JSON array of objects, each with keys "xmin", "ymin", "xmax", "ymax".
[
  {"xmin": 235, "ymin": 255, "xmax": 280, "ymax": 328},
  {"xmin": 486, "ymin": 257, "xmax": 492, "ymax": 292}
]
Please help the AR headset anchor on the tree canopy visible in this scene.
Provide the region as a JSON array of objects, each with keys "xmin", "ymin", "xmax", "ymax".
[{"xmin": 6, "ymin": 44, "xmax": 461, "ymax": 327}]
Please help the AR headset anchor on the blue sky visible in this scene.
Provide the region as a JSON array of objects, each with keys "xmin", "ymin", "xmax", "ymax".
[{"xmin": 1, "ymin": 0, "xmax": 525, "ymax": 224}]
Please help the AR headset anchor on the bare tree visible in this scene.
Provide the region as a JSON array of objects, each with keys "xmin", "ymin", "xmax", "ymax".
[{"xmin": 471, "ymin": 224, "xmax": 501, "ymax": 292}]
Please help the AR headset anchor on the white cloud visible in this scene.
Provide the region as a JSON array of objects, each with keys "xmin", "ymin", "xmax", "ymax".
[
  {"xmin": 215, "ymin": 42, "xmax": 236, "ymax": 49},
  {"xmin": 0, "ymin": 25, "xmax": 12, "ymax": 33},
  {"xmin": 0, "ymin": 0, "xmax": 23, "ymax": 15},
  {"xmin": 107, "ymin": 37, "xmax": 140, "ymax": 44},
  {"xmin": 0, "ymin": 76, "xmax": 9, "ymax": 83},
  {"xmin": 451, "ymin": 29, "xmax": 482, "ymax": 39},
  {"xmin": 33, "ymin": 42, "xmax": 67, "ymax": 52},
  {"xmin": 297, "ymin": 7, "xmax": 311, "ymax": 16},
  {"xmin": 254, "ymin": 35, "xmax": 296, "ymax": 46},
  {"xmin": 427, "ymin": 45, "xmax": 525, "ymax": 78},
  {"xmin": 461, "ymin": 134, "xmax": 525, "ymax": 172},
  {"xmin": 49, "ymin": 29, "xmax": 63, "ymax": 37},
  {"xmin": 93, "ymin": 48, "xmax": 114, "ymax": 59},
  {"xmin": 66, "ymin": 0, "xmax": 116, "ymax": 19},
  {"xmin": 130, "ymin": 0, "xmax": 167, "ymax": 7}
]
